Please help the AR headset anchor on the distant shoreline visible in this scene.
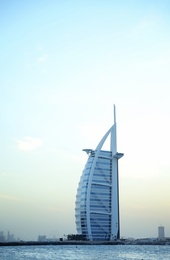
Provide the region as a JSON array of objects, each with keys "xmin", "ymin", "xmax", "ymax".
[{"xmin": 0, "ymin": 240, "xmax": 169, "ymax": 247}]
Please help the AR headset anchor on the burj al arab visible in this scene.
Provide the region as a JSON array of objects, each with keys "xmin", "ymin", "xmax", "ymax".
[{"xmin": 75, "ymin": 105, "xmax": 124, "ymax": 241}]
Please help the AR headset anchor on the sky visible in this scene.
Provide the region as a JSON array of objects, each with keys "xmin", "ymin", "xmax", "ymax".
[{"xmin": 0, "ymin": 0, "xmax": 170, "ymax": 241}]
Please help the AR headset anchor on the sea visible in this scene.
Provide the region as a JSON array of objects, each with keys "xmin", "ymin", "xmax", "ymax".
[{"xmin": 0, "ymin": 245, "xmax": 170, "ymax": 260}]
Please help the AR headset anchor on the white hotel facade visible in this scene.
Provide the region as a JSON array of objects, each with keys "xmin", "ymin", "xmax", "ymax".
[{"xmin": 75, "ymin": 106, "xmax": 124, "ymax": 241}]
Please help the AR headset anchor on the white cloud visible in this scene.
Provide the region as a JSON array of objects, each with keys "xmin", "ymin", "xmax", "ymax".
[
  {"xmin": 16, "ymin": 137, "xmax": 42, "ymax": 151},
  {"xmin": 0, "ymin": 194, "xmax": 63, "ymax": 212},
  {"xmin": 0, "ymin": 194, "xmax": 26, "ymax": 202},
  {"xmin": 46, "ymin": 206, "xmax": 63, "ymax": 212},
  {"xmin": 37, "ymin": 54, "xmax": 49, "ymax": 64},
  {"xmin": 129, "ymin": 12, "xmax": 161, "ymax": 38},
  {"xmin": 0, "ymin": 172, "xmax": 8, "ymax": 177}
]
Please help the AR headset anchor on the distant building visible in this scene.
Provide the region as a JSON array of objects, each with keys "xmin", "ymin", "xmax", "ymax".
[
  {"xmin": 37, "ymin": 235, "xmax": 58, "ymax": 242},
  {"xmin": 0, "ymin": 231, "xmax": 5, "ymax": 242},
  {"xmin": 75, "ymin": 105, "xmax": 124, "ymax": 241},
  {"xmin": 0, "ymin": 231, "xmax": 16, "ymax": 242},
  {"xmin": 158, "ymin": 226, "xmax": 165, "ymax": 240},
  {"xmin": 38, "ymin": 235, "xmax": 47, "ymax": 242},
  {"xmin": 7, "ymin": 231, "xmax": 16, "ymax": 242}
]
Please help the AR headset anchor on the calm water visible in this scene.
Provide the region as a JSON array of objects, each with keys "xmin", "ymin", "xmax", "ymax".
[{"xmin": 0, "ymin": 245, "xmax": 169, "ymax": 260}]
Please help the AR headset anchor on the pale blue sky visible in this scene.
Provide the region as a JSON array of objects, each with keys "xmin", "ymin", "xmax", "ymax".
[{"xmin": 0, "ymin": 0, "xmax": 170, "ymax": 240}]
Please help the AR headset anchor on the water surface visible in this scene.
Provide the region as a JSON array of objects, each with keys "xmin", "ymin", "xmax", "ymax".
[{"xmin": 0, "ymin": 245, "xmax": 169, "ymax": 260}]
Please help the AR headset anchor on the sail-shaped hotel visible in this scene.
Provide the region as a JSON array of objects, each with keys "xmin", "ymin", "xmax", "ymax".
[{"xmin": 75, "ymin": 106, "xmax": 124, "ymax": 241}]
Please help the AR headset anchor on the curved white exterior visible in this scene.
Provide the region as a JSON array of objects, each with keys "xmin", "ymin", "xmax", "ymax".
[{"xmin": 75, "ymin": 106, "xmax": 123, "ymax": 241}]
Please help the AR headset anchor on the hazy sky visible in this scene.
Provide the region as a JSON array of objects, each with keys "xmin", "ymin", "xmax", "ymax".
[{"xmin": 0, "ymin": 0, "xmax": 170, "ymax": 240}]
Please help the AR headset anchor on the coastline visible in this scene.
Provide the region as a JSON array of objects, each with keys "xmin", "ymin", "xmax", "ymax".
[{"xmin": 0, "ymin": 240, "xmax": 169, "ymax": 247}]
